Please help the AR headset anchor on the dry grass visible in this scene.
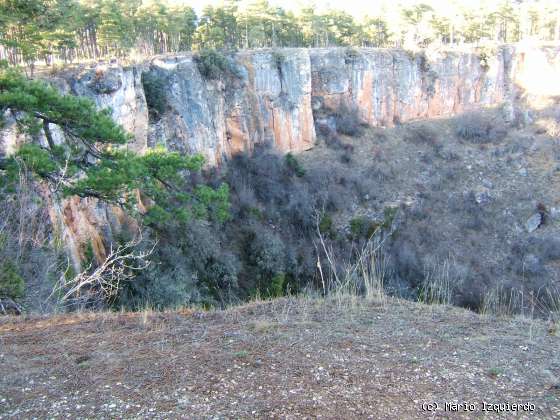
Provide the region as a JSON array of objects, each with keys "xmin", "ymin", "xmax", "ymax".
[
  {"xmin": 480, "ymin": 284, "xmax": 560, "ymax": 321},
  {"xmin": 248, "ymin": 319, "xmax": 279, "ymax": 333},
  {"xmin": 419, "ymin": 257, "xmax": 454, "ymax": 306},
  {"xmin": 315, "ymin": 217, "xmax": 390, "ymax": 311},
  {"xmin": 481, "ymin": 283, "xmax": 524, "ymax": 318}
]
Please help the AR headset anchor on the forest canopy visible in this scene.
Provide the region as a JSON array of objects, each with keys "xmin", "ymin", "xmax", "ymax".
[{"xmin": 0, "ymin": 0, "xmax": 559, "ymax": 67}]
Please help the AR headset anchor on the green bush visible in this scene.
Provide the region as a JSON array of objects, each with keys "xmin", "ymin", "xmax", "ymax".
[
  {"xmin": 117, "ymin": 222, "xmax": 241, "ymax": 309},
  {"xmin": 349, "ymin": 216, "xmax": 382, "ymax": 239},
  {"xmin": 319, "ymin": 213, "xmax": 333, "ymax": 235},
  {"xmin": 247, "ymin": 229, "xmax": 286, "ymax": 278},
  {"xmin": 383, "ymin": 206, "xmax": 398, "ymax": 228},
  {"xmin": 195, "ymin": 49, "xmax": 240, "ymax": 80},
  {"xmin": 118, "ymin": 263, "xmax": 193, "ymax": 310},
  {"xmin": 0, "ymin": 260, "xmax": 25, "ymax": 299},
  {"xmin": 142, "ymin": 71, "xmax": 167, "ymax": 120},
  {"xmin": 350, "ymin": 216, "xmax": 368, "ymax": 238},
  {"xmin": 285, "ymin": 152, "xmax": 305, "ymax": 177},
  {"xmin": 263, "ymin": 272, "xmax": 286, "ymax": 298}
]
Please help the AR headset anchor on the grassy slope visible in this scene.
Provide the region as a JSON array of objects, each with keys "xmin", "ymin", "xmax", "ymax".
[{"xmin": 1, "ymin": 296, "xmax": 559, "ymax": 418}]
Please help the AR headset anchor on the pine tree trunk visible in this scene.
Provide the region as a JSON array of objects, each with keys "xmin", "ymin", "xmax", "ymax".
[
  {"xmin": 450, "ymin": 24, "xmax": 454, "ymax": 45},
  {"xmin": 555, "ymin": 12, "xmax": 560, "ymax": 41}
]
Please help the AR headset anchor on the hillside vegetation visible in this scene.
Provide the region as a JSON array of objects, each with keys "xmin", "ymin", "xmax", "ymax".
[{"xmin": 110, "ymin": 105, "xmax": 560, "ymax": 316}]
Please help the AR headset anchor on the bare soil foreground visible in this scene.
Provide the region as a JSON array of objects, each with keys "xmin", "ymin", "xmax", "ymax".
[{"xmin": 1, "ymin": 297, "xmax": 559, "ymax": 419}]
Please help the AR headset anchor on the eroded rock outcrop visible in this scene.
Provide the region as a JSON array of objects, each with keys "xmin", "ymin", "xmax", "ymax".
[
  {"xmin": 67, "ymin": 65, "xmax": 149, "ymax": 153},
  {"xmin": 146, "ymin": 49, "xmax": 314, "ymax": 166},
  {"xmin": 43, "ymin": 46, "xmax": 549, "ymax": 167}
]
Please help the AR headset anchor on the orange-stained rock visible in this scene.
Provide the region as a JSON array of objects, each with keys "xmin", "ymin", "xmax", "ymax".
[
  {"xmin": 147, "ymin": 49, "xmax": 315, "ymax": 165},
  {"xmin": 44, "ymin": 192, "xmax": 138, "ymax": 271},
  {"xmin": 309, "ymin": 47, "xmax": 514, "ymax": 127}
]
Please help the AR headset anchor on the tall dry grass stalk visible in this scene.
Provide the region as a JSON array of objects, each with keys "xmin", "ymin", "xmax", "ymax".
[
  {"xmin": 419, "ymin": 257, "xmax": 454, "ymax": 305},
  {"xmin": 481, "ymin": 283, "xmax": 524, "ymax": 318},
  {"xmin": 314, "ymin": 213, "xmax": 391, "ymax": 308},
  {"xmin": 481, "ymin": 283, "xmax": 560, "ymax": 322},
  {"xmin": 528, "ymin": 285, "xmax": 560, "ymax": 324}
]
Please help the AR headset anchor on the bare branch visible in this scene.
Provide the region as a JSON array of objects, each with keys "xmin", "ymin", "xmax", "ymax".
[{"xmin": 51, "ymin": 234, "xmax": 157, "ymax": 308}]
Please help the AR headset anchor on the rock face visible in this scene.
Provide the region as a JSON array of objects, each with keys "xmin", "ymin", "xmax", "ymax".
[
  {"xmin": 2, "ymin": 45, "xmax": 560, "ymax": 267},
  {"xmin": 46, "ymin": 195, "xmax": 135, "ymax": 268},
  {"xmin": 310, "ymin": 48, "xmax": 508, "ymax": 126},
  {"xmin": 38, "ymin": 45, "xmax": 557, "ymax": 166},
  {"xmin": 68, "ymin": 65, "xmax": 149, "ymax": 153},
  {"xmin": 146, "ymin": 49, "xmax": 314, "ymax": 166}
]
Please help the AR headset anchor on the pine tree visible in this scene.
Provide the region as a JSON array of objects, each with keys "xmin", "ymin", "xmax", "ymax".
[{"xmin": 0, "ymin": 67, "xmax": 230, "ymax": 226}]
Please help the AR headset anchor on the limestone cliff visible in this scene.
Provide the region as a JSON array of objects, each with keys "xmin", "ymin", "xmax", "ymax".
[
  {"xmin": 41, "ymin": 45, "xmax": 556, "ymax": 166},
  {"xmin": 68, "ymin": 65, "xmax": 149, "ymax": 153},
  {"xmin": 146, "ymin": 49, "xmax": 314, "ymax": 166},
  {"xmin": 2, "ymin": 45, "xmax": 559, "ymax": 268},
  {"xmin": 310, "ymin": 48, "xmax": 509, "ymax": 126}
]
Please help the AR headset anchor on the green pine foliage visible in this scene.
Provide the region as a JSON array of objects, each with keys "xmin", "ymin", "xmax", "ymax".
[
  {"xmin": 0, "ymin": 68, "xmax": 129, "ymax": 146},
  {"xmin": 0, "ymin": 260, "xmax": 25, "ymax": 300},
  {"xmin": 194, "ymin": 49, "xmax": 239, "ymax": 80}
]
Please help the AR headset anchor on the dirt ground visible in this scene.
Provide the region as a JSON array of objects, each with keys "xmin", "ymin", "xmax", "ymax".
[{"xmin": 1, "ymin": 297, "xmax": 559, "ymax": 419}]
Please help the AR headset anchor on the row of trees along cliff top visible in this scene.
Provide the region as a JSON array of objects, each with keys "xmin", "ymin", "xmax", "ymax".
[{"xmin": 1, "ymin": 0, "xmax": 560, "ymax": 71}]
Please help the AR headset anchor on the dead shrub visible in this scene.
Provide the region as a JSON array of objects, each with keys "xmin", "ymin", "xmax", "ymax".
[
  {"xmin": 334, "ymin": 103, "xmax": 365, "ymax": 137},
  {"xmin": 404, "ymin": 124, "xmax": 440, "ymax": 148},
  {"xmin": 316, "ymin": 122, "xmax": 345, "ymax": 149},
  {"xmin": 455, "ymin": 111, "xmax": 508, "ymax": 144}
]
